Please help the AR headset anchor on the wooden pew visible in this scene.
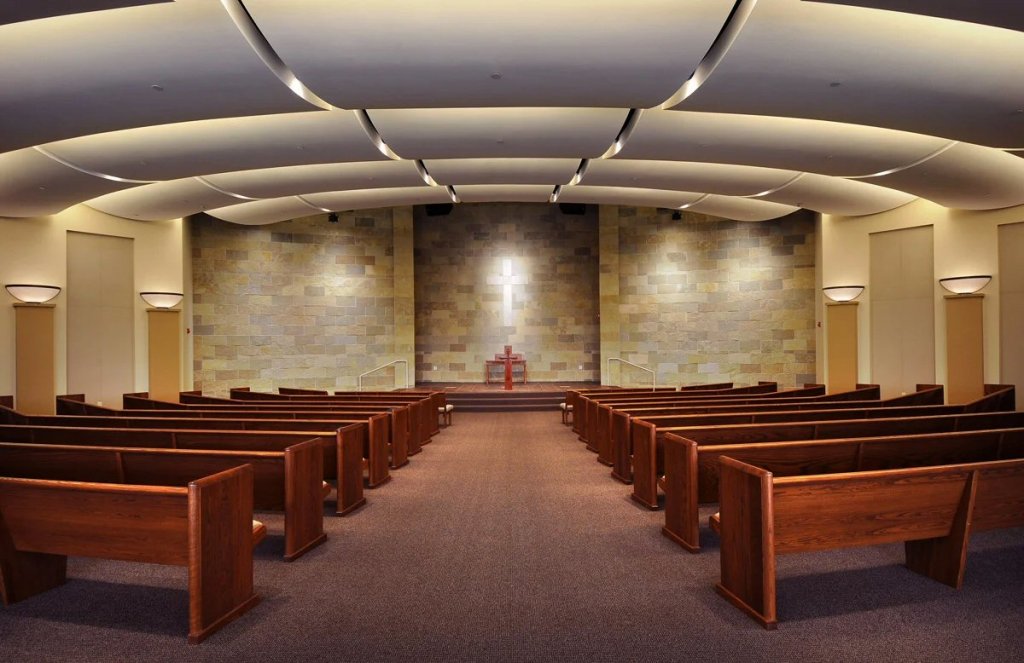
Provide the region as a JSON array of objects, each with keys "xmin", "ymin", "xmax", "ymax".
[
  {"xmin": 565, "ymin": 385, "xmax": 724, "ymax": 435},
  {"xmin": 662, "ymin": 426, "xmax": 1024, "ymax": 552},
  {"xmin": 49, "ymin": 397, "xmax": 399, "ymax": 484},
  {"xmin": 0, "ymin": 424, "xmax": 367, "ymax": 516},
  {"xmin": 131, "ymin": 391, "xmax": 420, "ymax": 462},
  {"xmin": 598, "ymin": 384, "xmax": 890, "ymax": 471},
  {"xmin": 715, "ymin": 456, "xmax": 1024, "ymax": 629},
  {"xmin": 631, "ymin": 404, "xmax": 1023, "ymax": 509},
  {"xmin": 0, "ymin": 439, "xmax": 326, "ymax": 561},
  {"xmin": 607, "ymin": 385, "xmax": 938, "ymax": 483},
  {"xmin": 111, "ymin": 395, "xmax": 397, "ymax": 481},
  {"xmin": 577, "ymin": 383, "xmax": 780, "ymax": 445},
  {"xmin": 0, "ymin": 465, "xmax": 260, "ymax": 643}
]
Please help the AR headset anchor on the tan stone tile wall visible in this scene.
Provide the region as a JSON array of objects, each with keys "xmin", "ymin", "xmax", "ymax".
[
  {"xmin": 414, "ymin": 203, "xmax": 600, "ymax": 383},
  {"xmin": 615, "ymin": 208, "xmax": 817, "ymax": 389},
  {"xmin": 191, "ymin": 211, "xmax": 399, "ymax": 395}
]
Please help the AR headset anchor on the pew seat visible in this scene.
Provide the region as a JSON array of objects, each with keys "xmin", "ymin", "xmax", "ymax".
[
  {"xmin": 0, "ymin": 465, "xmax": 260, "ymax": 643},
  {"xmin": 715, "ymin": 456, "xmax": 1024, "ymax": 629}
]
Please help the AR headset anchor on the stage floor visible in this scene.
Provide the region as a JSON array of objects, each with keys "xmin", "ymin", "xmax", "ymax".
[{"xmin": 415, "ymin": 381, "xmax": 599, "ymax": 393}]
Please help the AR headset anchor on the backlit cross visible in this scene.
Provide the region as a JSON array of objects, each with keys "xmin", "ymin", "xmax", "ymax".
[{"xmin": 486, "ymin": 258, "xmax": 528, "ymax": 326}]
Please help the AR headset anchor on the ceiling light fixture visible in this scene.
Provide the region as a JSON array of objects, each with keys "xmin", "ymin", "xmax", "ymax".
[
  {"xmin": 939, "ymin": 275, "xmax": 991, "ymax": 295},
  {"xmin": 5, "ymin": 284, "xmax": 61, "ymax": 304}
]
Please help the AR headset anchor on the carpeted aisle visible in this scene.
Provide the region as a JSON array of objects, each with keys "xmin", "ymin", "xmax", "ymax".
[{"xmin": 1, "ymin": 412, "xmax": 1022, "ymax": 661}]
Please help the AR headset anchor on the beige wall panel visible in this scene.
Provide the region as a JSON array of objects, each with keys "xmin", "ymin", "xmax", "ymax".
[
  {"xmin": 826, "ymin": 303, "xmax": 858, "ymax": 394},
  {"xmin": 191, "ymin": 211, "xmax": 398, "ymax": 395},
  {"xmin": 617, "ymin": 208, "xmax": 817, "ymax": 389},
  {"xmin": 414, "ymin": 203, "xmax": 600, "ymax": 383},
  {"xmin": 999, "ymin": 222, "xmax": 1024, "ymax": 407},
  {"xmin": 14, "ymin": 304, "xmax": 55, "ymax": 414},
  {"xmin": 66, "ymin": 231, "xmax": 135, "ymax": 407},
  {"xmin": 599, "ymin": 205, "xmax": 621, "ymax": 386},
  {"xmin": 392, "ymin": 207, "xmax": 415, "ymax": 388},
  {"xmin": 147, "ymin": 309, "xmax": 181, "ymax": 402},
  {"xmin": 945, "ymin": 295, "xmax": 984, "ymax": 404},
  {"xmin": 869, "ymin": 226, "xmax": 935, "ymax": 398}
]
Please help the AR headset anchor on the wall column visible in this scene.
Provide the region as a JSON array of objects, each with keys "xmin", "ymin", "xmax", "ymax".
[
  {"xmin": 147, "ymin": 308, "xmax": 181, "ymax": 403},
  {"xmin": 393, "ymin": 206, "xmax": 415, "ymax": 388},
  {"xmin": 599, "ymin": 205, "xmax": 620, "ymax": 385},
  {"xmin": 825, "ymin": 302, "xmax": 859, "ymax": 394},
  {"xmin": 945, "ymin": 294, "xmax": 985, "ymax": 404},
  {"xmin": 14, "ymin": 303, "xmax": 56, "ymax": 414}
]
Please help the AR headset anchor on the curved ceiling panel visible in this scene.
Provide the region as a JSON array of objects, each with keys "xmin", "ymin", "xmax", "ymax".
[
  {"xmin": 243, "ymin": 0, "xmax": 733, "ymax": 109},
  {"xmin": 0, "ymin": 1, "xmax": 312, "ymax": 153},
  {"xmin": 582, "ymin": 160, "xmax": 799, "ymax": 197},
  {"xmin": 620, "ymin": 111, "xmax": 949, "ymax": 176},
  {"xmin": 423, "ymin": 159, "xmax": 579, "ymax": 186},
  {"xmin": 676, "ymin": 0, "xmax": 1024, "ymax": 147},
  {"xmin": 209, "ymin": 187, "xmax": 452, "ymax": 225},
  {"xmin": 40, "ymin": 111, "xmax": 385, "ymax": 181},
  {"xmin": 557, "ymin": 186, "xmax": 701, "ymax": 210},
  {"xmin": 0, "ymin": 148, "xmax": 137, "ymax": 217},
  {"xmin": 454, "ymin": 185, "xmax": 555, "ymax": 204},
  {"xmin": 863, "ymin": 142, "xmax": 1024, "ymax": 210},
  {"xmin": 816, "ymin": 1, "xmax": 1024, "ymax": 33},
  {"xmin": 368, "ymin": 108, "xmax": 628, "ymax": 159},
  {"xmin": 86, "ymin": 179, "xmax": 243, "ymax": 221},
  {"xmin": 687, "ymin": 195, "xmax": 800, "ymax": 223},
  {"xmin": 203, "ymin": 161, "xmax": 425, "ymax": 199},
  {"xmin": 756, "ymin": 173, "xmax": 916, "ymax": 216}
]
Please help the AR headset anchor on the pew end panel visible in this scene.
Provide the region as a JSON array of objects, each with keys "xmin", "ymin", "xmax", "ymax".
[
  {"xmin": 715, "ymin": 457, "xmax": 777, "ymax": 630},
  {"xmin": 187, "ymin": 465, "xmax": 261, "ymax": 643},
  {"xmin": 366, "ymin": 414, "xmax": 391, "ymax": 488},
  {"xmin": 391, "ymin": 406, "xmax": 410, "ymax": 468},
  {"xmin": 282, "ymin": 439, "xmax": 328, "ymax": 562},
  {"xmin": 661, "ymin": 434, "xmax": 701, "ymax": 552},
  {"xmin": 610, "ymin": 410, "xmax": 633, "ymax": 483},
  {"xmin": 630, "ymin": 420, "xmax": 660, "ymax": 509},
  {"xmin": 336, "ymin": 424, "xmax": 367, "ymax": 515},
  {"xmin": 596, "ymin": 404, "xmax": 615, "ymax": 467}
]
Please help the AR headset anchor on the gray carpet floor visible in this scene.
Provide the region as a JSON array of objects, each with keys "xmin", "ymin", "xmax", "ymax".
[{"xmin": 1, "ymin": 411, "xmax": 1022, "ymax": 661}]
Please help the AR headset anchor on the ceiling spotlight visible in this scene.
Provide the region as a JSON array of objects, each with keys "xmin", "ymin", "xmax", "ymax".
[{"xmin": 328, "ymin": 212, "xmax": 339, "ymax": 223}]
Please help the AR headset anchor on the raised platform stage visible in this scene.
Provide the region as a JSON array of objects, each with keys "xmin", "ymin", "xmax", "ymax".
[{"xmin": 419, "ymin": 382, "xmax": 599, "ymax": 413}]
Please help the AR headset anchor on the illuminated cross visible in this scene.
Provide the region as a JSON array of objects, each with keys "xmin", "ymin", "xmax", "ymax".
[{"xmin": 486, "ymin": 258, "xmax": 528, "ymax": 326}]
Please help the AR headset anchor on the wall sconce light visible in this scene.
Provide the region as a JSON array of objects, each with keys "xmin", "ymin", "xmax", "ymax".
[
  {"xmin": 140, "ymin": 291, "xmax": 184, "ymax": 309},
  {"xmin": 5, "ymin": 284, "xmax": 61, "ymax": 304},
  {"xmin": 822, "ymin": 285, "xmax": 864, "ymax": 302},
  {"xmin": 939, "ymin": 275, "xmax": 991, "ymax": 295}
]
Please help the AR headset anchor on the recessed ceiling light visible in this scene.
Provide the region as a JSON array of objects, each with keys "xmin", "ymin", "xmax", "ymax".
[
  {"xmin": 490, "ymin": 73, "xmax": 502, "ymax": 80},
  {"xmin": 829, "ymin": 82, "xmax": 842, "ymax": 88},
  {"xmin": 151, "ymin": 84, "xmax": 164, "ymax": 92},
  {"xmin": 38, "ymin": 186, "xmax": 46, "ymax": 191}
]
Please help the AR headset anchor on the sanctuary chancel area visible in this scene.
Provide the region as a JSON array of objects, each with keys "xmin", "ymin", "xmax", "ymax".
[{"xmin": 1, "ymin": 2, "xmax": 1024, "ymax": 661}]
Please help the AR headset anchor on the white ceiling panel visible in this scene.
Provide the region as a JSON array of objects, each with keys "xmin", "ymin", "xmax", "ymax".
[
  {"xmin": 864, "ymin": 143, "xmax": 1024, "ymax": 210},
  {"xmin": 243, "ymin": 0, "xmax": 733, "ymax": 109},
  {"xmin": 454, "ymin": 185, "xmax": 555, "ymax": 204},
  {"xmin": 368, "ymin": 108, "xmax": 628, "ymax": 159},
  {"xmin": 0, "ymin": 1, "xmax": 312, "ymax": 153},
  {"xmin": 203, "ymin": 161, "xmax": 425, "ymax": 199},
  {"xmin": 86, "ymin": 179, "xmax": 242, "ymax": 221},
  {"xmin": 203, "ymin": 197, "xmax": 323, "ymax": 226},
  {"xmin": 676, "ymin": 0, "xmax": 1024, "ymax": 147},
  {"xmin": 557, "ymin": 186, "xmax": 702, "ymax": 210},
  {"xmin": 620, "ymin": 111, "xmax": 949, "ymax": 177},
  {"xmin": 582, "ymin": 160, "xmax": 799, "ymax": 197},
  {"xmin": 758, "ymin": 173, "xmax": 916, "ymax": 216},
  {"xmin": 423, "ymin": 159, "xmax": 579, "ymax": 186},
  {"xmin": 687, "ymin": 195, "xmax": 799, "ymax": 222},
  {"xmin": 0, "ymin": 148, "xmax": 138, "ymax": 217},
  {"xmin": 40, "ymin": 111, "xmax": 385, "ymax": 181}
]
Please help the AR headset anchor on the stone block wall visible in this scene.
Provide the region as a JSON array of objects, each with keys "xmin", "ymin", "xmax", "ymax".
[
  {"xmin": 191, "ymin": 211, "xmax": 399, "ymax": 395},
  {"xmin": 414, "ymin": 203, "xmax": 600, "ymax": 383},
  {"xmin": 613, "ymin": 208, "xmax": 817, "ymax": 389}
]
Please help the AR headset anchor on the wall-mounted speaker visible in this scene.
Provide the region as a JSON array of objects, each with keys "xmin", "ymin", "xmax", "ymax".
[
  {"xmin": 558, "ymin": 203, "xmax": 586, "ymax": 215},
  {"xmin": 425, "ymin": 203, "xmax": 454, "ymax": 216}
]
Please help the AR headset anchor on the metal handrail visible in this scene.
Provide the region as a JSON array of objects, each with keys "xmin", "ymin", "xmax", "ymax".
[
  {"xmin": 606, "ymin": 357, "xmax": 656, "ymax": 390},
  {"xmin": 357, "ymin": 359, "xmax": 410, "ymax": 392}
]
